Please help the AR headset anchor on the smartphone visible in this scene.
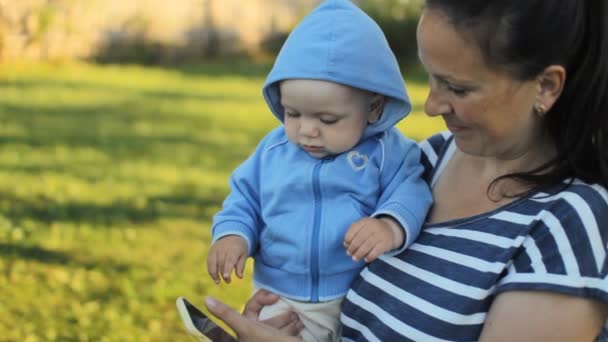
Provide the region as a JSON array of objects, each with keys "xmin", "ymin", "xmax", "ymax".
[{"xmin": 176, "ymin": 296, "xmax": 237, "ymax": 342}]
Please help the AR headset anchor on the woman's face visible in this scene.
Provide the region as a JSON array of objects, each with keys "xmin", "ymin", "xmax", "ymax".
[{"xmin": 417, "ymin": 10, "xmax": 547, "ymax": 160}]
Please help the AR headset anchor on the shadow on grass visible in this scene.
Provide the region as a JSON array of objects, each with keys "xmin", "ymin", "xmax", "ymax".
[
  {"xmin": 0, "ymin": 97, "xmax": 264, "ymax": 173},
  {"xmin": 0, "ymin": 75, "xmax": 263, "ymax": 228},
  {"xmin": 0, "ymin": 242, "xmax": 72, "ymax": 264},
  {"xmin": 2, "ymin": 187, "xmax": 226, "ymax": 226},
  {"xmin": 0, "ymin": 78, "xmax": 261, "ymax": 103},
  {"xmin": 162, "ymin": 60, "xmax": 273, "ymax": 78},
  {"xmin": 0, "ymin": 242, "xmax": 131, "ymax": 272},
  {"xmin": 4, "ymin": 194, "xmax": 160, "ymax": 225}
]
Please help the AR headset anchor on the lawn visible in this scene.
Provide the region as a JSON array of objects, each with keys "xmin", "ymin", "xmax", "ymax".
[{"xmin": 0, "ymin": 61, "xmax": 444, "ymax": 341}]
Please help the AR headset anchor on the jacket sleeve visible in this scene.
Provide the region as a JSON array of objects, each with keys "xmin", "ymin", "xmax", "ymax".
[
  {"xmin": 372, "ymin": 129, "xmax": 433, "ymax": 253},
  {"xmin": 211, "ymin": 129, "xmax": 282, "ymax": 255}
]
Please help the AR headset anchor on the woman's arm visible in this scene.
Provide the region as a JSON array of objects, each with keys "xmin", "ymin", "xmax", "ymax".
[{"xmin": 479, "ymin": 291, "xmax": 608, "ymax": 341}]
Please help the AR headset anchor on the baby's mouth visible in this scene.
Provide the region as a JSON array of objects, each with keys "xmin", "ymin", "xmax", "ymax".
[{"xmin": 302, "ymin": 145, "xmax": 323, "ymax": 153}]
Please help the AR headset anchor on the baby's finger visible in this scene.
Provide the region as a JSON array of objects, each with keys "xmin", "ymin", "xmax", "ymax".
[
  {"xmin": 345, "ymin": 235, "xmax": 363, "ymax": 257},
  {"xmin": 215, "ymin": 250, "xmax": 229, "ymax": 284},
  {"xmin": 220, "ymin": 251, "xmax": 236, "ymax": 284},
  {"xmin": 235, "ymin": 254, "xmax": 247, "ymax": 279},
  {"xmin": 206, "ymin": 249, "xmax": 221, "ymax": 284},
  {"xmin": 346, "ymin": 229, "xmax": 372, "ymax": 257},
  {"xmin": 343, "ymin": 220, "xmax": 365, "ymax": 246},
  {"xmin": 351, "ymin": 237, "xmax": 378, "ymax": 262},
  {"xmin": 363, "ymin": 244, "xmax": 386, "ymax": 263}
]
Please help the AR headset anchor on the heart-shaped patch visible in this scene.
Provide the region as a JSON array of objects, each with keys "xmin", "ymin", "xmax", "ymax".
[{"xmin": 347, "ymin": 151, "xmax": 368, "ymax": 171}]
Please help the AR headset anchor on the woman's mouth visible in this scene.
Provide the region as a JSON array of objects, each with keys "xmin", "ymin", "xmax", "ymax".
[{"xmin": 445, "ymin": 120, "xmax": 467, "ymax": 132}]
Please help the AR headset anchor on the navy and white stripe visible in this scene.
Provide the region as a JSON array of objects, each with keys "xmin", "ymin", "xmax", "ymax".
[{"xmin": 341, "ymin": 132, "xmax": 608, "ymax": 341}]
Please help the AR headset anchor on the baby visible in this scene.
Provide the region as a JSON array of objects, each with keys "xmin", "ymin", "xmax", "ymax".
[{"xmin": 207, "ymin": 1, "xmax": 432, "ymax": 341}]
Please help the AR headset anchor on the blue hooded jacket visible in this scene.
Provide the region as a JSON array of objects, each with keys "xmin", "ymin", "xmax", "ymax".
[{"xmin": 212, "ymin": 0, "xmax": 432, "ymax": 302}]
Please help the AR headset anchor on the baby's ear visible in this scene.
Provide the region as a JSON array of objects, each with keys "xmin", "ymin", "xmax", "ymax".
[{"xmin": 368, "ymin": 94, "xmax": 385, "ymax": 124}]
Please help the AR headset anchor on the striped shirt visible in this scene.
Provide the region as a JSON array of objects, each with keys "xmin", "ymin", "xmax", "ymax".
[{"xmin": 340, "ymin": 132, "xmax": 608, "ymax": 341}]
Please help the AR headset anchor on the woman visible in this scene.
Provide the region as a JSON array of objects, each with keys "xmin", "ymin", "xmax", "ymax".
[{"xmin": 205, "ymin": 0, "xmax": 608, "ymax": 340}]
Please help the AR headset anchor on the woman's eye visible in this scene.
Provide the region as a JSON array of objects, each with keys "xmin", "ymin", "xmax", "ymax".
[{"xmin": 448, "ymin": 86, "xmax": 469, "ymax": 97}]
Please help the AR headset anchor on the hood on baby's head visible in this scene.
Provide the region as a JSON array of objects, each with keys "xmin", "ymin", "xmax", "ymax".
[{"xmin": 262, "ymin": 0, "xmax": 412, "ymax": 139}]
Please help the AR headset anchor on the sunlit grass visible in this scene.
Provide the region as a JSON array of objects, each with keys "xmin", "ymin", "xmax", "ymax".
[{"xmin": 0, "ymin": 61, "xmax": 444, "ymax": 340}]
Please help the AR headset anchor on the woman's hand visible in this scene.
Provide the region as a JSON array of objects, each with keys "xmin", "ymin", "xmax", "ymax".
[
  {"xmin": 242, "ymin": 289, "xmax": 280, "ymax": 319},
  {"xmin": 205, "ymin": 296, "xmax": 304, "ymax": 342}
]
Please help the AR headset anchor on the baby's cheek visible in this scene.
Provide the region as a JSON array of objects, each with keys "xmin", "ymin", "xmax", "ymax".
[{"xmin": 324, "ymin": 126, "xmax": 365, "ymax": 154}]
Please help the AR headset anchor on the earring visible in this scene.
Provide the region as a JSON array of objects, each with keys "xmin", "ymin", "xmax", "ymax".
[{"xmin": 534, "ymin": 103, "xmax": 547, "ymax": 116}]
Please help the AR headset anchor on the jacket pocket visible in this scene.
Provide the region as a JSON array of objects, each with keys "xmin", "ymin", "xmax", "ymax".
[{"xmin": 258, "ymin": 225, "xmax": 300, "ymax": 270}]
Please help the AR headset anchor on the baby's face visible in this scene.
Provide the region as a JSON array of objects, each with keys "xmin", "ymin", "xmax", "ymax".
[{"xmin": 280, "ymin": 79, "xmax": 374, "ymax": 158}]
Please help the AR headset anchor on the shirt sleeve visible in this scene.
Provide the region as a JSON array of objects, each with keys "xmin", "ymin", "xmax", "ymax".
[
  {"xmin": 211, "ymin": 127, "xmax": 285, "ymax": 255},
  {"xmin": 495, "ymin": 182, "xmax": 608, "ymax": 304},
  {"xmin": 418, "ymin": 131, "xmax": 453, "ymax": 184},
  {"xmin": 372, "ymin": 128, "xmax": 433, "ymax": 252}
]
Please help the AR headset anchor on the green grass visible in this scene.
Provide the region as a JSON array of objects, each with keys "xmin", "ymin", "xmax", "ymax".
[{"xmin": 0, "ymin": 62, "xmax": 444, "ymax": 341}]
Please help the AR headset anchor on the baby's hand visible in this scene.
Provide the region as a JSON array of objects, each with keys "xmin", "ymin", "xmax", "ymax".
[
  {"xmin": 343, "ymin": 217, "xmax": 404, "ymax": 263},
  {"xmin": 207, "ymin": 235, "xmax": 248, "ymax": 284}
]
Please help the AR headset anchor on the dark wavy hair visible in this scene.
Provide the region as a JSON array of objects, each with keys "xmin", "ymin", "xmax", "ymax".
[{"xmin": 424, "ymin": 0, "xmax": 608, "ymax": 193}]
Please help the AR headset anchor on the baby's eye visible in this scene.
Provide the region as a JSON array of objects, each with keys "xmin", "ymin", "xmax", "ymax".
[
  {"xmin": 320, "ymin": 117, "xmax": 339, "ymax": 125},
  {"xmin": 285, "ymin": 111, "xmax": 300, "ymax": 118}
]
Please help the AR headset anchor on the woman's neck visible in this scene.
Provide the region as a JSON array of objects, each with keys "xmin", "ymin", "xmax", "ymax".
[{"xmin": 457, "ymin": 135, "xmax": 557, "ymax": 196}]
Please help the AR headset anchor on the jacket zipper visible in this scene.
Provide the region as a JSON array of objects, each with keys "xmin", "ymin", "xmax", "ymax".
[{"xmin": 310, "ymin": 160, "xmax": 325, "ymax": 302}]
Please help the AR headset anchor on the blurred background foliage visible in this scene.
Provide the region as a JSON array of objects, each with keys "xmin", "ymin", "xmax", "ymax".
[
  {"xmin": 0, "ymin": 0, "xmax": 440, "ymax": 340},
  {"xmin": 0, "ymin": 0, "xmax": 423, "ymax": 67}
]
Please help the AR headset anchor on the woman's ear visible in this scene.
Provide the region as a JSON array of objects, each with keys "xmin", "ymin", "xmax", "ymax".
[
  {"xmin": 368, "ymin": 94, "xmax": 386, "ymax": 124},
  {"xmin": 536, "ymin": 65, "xmax": 566, "ymax": 113}
]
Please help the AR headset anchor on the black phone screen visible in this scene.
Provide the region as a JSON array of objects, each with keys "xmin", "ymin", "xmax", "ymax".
[{"xmin": 183, "ymin": 299, "xmax": 237, "ymax": 342}]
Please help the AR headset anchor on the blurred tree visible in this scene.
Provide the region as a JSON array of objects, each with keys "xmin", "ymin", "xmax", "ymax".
[
  {"xmin": 360, "ymin": 0, "xmax": 422, "ymax": 19},
  {"xmin": 260, "ymin": 0, "xmax": 423, "ymax": 68},
  {"xmin": 359, "ymin": 0, "xmax": 424, "ymax": 68},
  {"xmin": 23, "ymin": 0, "xmax": 57, "ymax": 59},
  {"xmin": 202, "ymin": 0, "xmax": 219, "ymax": 58},
  {"xmin": 0, "ymin": 1, "xmax": 5, "ymax": 60}
]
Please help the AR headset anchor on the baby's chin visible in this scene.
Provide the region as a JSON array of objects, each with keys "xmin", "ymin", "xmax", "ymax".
[
  {"xmin": 305, "ymin": 150, "xmax": 331, "ymax": 159},
  {"xmin": 298, "ymin": 144, "xmax": 328, "ymax": 158}
]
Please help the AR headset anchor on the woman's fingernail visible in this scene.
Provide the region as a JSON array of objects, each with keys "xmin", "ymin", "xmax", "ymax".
[{"xmin": 205, "ymin": 297, "xmax": 218, "ymax": 308}]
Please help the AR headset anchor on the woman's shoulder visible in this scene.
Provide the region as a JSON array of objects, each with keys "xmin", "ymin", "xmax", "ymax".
[
  {"xmin": 418, "ymin": 131, "xmax": 453, "ymax": 183},
  {"xmin": 491, "ymin": 179, "xmax": 608, "ymax": 306},
  {"xmin": 531, "ymin": 179, "xmax": 608, "ymax": 218},
  {"xmin": 418, "ymin": 131, "xmax": 453, "ymax": 162},
  {"xmin": 532, "ymin": 179, "xmax": 608, "ymax": 213}
]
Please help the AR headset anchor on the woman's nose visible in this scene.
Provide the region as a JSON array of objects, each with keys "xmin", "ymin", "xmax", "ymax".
[{"xmin": 424, "ymin": 88, "xmax": 451, "ymax": 117}]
